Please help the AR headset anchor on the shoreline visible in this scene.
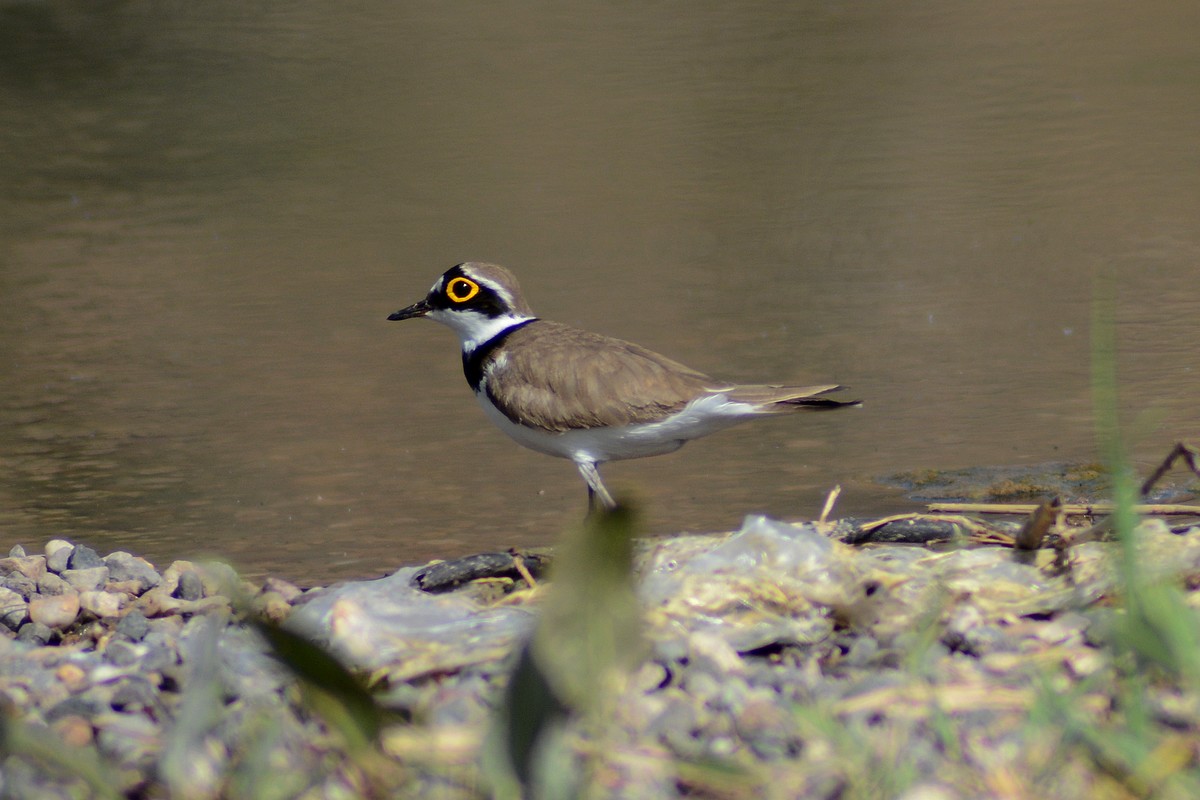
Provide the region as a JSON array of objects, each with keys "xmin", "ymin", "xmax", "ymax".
[{"xmin": 3, "ymin": 515, "xmax": 1200, "ymax": 798}]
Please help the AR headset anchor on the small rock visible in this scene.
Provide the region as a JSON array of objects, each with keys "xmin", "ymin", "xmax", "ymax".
[
  {"xmin": 104, "ymin": 552, "xmax": 162, "ymax": 592},
  {"xmin": 55, "ymin": 662, "xmax": 90, "ymax": 693},
  {"xmin": 111, "ymin": 677, "xmax": 165, "ymax": 717},
  {"xmin": 79, "ymin": 590, "xmax": 124, "ymax": 619},
  {"xmin": 16, "ymin": 621, "xmax": 54, "ymax": 646},
  {"xmin": 252, "ymin": 591, "xmax": 292, "ymax": 624},
  {"xmin": 37, "ymin": 572, "xmax": 71, "ymax": 596},
  {"xmin": 263, "ymin": 576, "xmax": 304, "ymax": 603},
  {"xmin": 8, "ymin": 544, "xmax": 26, "ymax": 557},
  {"xmin": 50, "ymin": 714, "xmax": 94, "ymax": 748},
  {"xmin": 104, "ymin": 638, "xmax": 146, "ymax": 668},
  {"xmin": 95, "ymin": 713, "xmax": 162, "ymax": 768},
  {"xmin": 175, "ymin": 569, "xmax": 205, "ymax": 601},
  {"xmin": 67, "ymin": 544, "xmax": 105, "ymax": 570},
  {"xmin": 29, "ymin": 592, "xmax": 81, "ymax": 630},
  {"xmin": 0, "ymin": 586, "xmax": 29, "ymax": 631},
  {"xmin": 0, "ymin": 555, "xmax": 47, "ymax": 581},
  {"xmin": 115, "ymin": 610, "xmax": 151, "ymax": 642},
  {"xmin": 45, "ymin": 540, "xmax": 74, "ymax": 573},
  {"xmin": 45, "ymin": 695, "xmax": 105, "ymax": 722},
  {"xmin": 61, "ymin": 566, "xmax": 109, "ymax": 592},
  {"xmin": 1, "ymin": 572, "xmax": 37, "ymax": 599},
  {"xmin": 106, "ymin": 579, "xmax": 147, "ymax": 598}
]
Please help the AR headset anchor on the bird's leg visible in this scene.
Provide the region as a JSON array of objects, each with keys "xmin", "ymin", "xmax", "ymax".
[{"xmin": 576, "ymin": 460, "xmax": 616, "ymax": 513}]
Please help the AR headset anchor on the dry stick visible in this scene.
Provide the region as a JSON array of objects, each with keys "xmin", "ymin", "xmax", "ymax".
[
  {"xmin": 510, "ymin": 554, "xmax": 538, "ymax": 588},
  {"xmin": 1140, "ymin": 441, "xmax": 1200, "ymax": 498},
  {"xmin": 857, "ymin": 512, "xmax": 993, "ymax": 537},
  {"xmin": 928, "ymin": 502, "xmax": 1200, "ymax": 516},
  {"xmin": 818, "ymin": 484, "xmax": 842, "ymax": 527}
]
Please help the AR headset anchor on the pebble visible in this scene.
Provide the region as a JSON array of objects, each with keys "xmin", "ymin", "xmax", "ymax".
[
  {"xmin": 0, "ymin": 586, "xmax": 28, "ymax": 630},
  {"xmin": 45, "ymin": 540, "xmax": 74, "ymax": 573},
  {"xmin": 29, "ymin": 593, "xmax": 80, "ymax": 630},
  {"xmin": 17, "ymin": 621, "xmax": 54, "ymax": 646},
  {"xmin": 104, "ymin": 552, "xmax": 162, "ymax": 592},
  {"xmin": 175, "ymin": 569, "xmax": 205, "ymax": 601},
  {"xmin": 79, "ymin": 590, "xmax": 124, "ymax": 619},
  {"xmin": 50, "ymin": 714, "xmax": 95, "ymax": 748},
  {"xmin": 37, "ymin": 572, "xmax": 71, "ymax": 596},
  {"xmin": 67, "ymin": 544, "xmax": 105, "ymax": 570},
  {"xmin": 61, "ymin": 566, "xmax": 110, "ymax": 592},
  {"xmin": 1, "ymin": 572, "xmax": 37, "ymax": 600},
  {"xmin": 0, "ymin": 555, "xmax": 48, "ymax": 581},
  {"xmin": 115, "ymin": 610, "xmax": 151, "ymax": 642},
  {"xmin": 55, "ymin": 662, "xmax": 90, "ymax": 693}
]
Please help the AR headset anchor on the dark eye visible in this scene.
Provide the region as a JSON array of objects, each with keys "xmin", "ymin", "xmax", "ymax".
[{"xmin": 446, "ymin": 277, "xmax": 481, "ymax": 303}]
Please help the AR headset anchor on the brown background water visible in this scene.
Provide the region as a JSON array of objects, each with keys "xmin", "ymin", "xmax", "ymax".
[{"xmin": 1, "ymin": 1, "xmax": 1198, "ymax": 584}]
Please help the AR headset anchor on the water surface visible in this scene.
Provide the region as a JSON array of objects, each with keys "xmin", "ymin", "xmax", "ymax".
[{"xmin": 2, "ymin": 1, "xmax": 1198, "ymax": 583}]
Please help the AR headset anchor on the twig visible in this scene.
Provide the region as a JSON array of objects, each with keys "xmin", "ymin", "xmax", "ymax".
[
  {"xmin": 818, "ymin": 485, "xmax": 841, "ymax": 526},
  {"xmin": 510, "ymin": 554, "xmax": 538, "ymax": 588},
  {"xmin": 1140, "ymin": 441, "xmax": 1200, "ymax": 498},
  {"xmin": 928, "ymin": 502, "xmax": 1200, "ymax": 516}
]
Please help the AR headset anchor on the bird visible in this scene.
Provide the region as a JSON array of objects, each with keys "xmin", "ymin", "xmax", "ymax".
[{"xmin": 388, "ymin": 262, "xmax": 859, "ymax": 513}]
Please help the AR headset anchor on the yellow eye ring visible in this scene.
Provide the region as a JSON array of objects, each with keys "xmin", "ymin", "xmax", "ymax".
[{"xmin": 446, "ymin": 277, "xmax": 481, "ymax": 303}]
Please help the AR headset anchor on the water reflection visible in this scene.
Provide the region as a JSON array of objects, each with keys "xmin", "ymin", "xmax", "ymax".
[{"xmin": 1, "ymin": 1, "xmax": 1198, "ymax": 584}]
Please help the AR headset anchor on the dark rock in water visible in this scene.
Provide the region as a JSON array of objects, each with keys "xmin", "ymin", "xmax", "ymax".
[
  {"xmin": 17, "ymin": 621, "xmax": 54, "ymax": 646},
  {"xmin": 175, "ymin": 569, "xmax": 205, "ymax": 601},
  {"xmin": 104, "ymin": 552, "xmax": 162, "ymax": 592},
  {"xmin": 116, "ymin": 610, "xmax": 152, "ymax": 642},
  {"xmin": 67, "ymin": 545, "xmax": 105, "ymax": 570}
]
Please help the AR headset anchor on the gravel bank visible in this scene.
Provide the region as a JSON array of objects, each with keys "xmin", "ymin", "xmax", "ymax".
[{"xmin": 2, "ymin": 516, "xmax": 1199, "ymax": 798}]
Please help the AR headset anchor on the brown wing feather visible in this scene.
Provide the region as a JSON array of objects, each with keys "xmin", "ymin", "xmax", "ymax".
[{"xmin": 483, "ymin": 321, "xmax": 723, "ymax": 432}]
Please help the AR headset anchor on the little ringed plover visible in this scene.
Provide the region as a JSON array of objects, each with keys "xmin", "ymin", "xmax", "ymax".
[{"xmin": 389, "ymin": 262, "xmax": 859, "ymax": 512}]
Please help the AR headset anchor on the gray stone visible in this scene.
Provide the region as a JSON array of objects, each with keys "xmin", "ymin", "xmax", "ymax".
[
  {"xmin": 1, "ymin": 573, "xmax": 37, "ymax": 599},
  {"xmin": 8, "ymin": 544, "xmax": 26, "ymax": 557},
  {"xmin": 67, "ymin": 544, "xmax": 104, "ymax": 570},
  {"xmin": 175, "ymin": 570, "xmax": 205, "ymax": 601},
  {"xmin": 61, "ymin": 566, "xmax": 109, "ymax": 592},
  {"xmin": 110, "ymin": 677, "xmax": 166, "ymax": 717},
  {"xmin": 0, "ymin": 586, "xmax": 28, "ymax": 631},
  {"xmin": 45, "ymin": 695, "xmax": 108, "ymax": 723},
  {"xmin": 94, "ymin": 712, "xmax": 162, "ymax": 768},
  {"xmin": 104, "ymin": 552, "xmax": 162, "ymax": 592},
  {"xmin": 104, "ymin": 639, "xmax": 147, "ymax": 668},
  {"xmin": 16, "ymin": 621, "xmax": 54, "ymax": 646},
  {"xmin": 115, "ymin": 610, "xmax": 151, "ymax": 642},
  {"xmin": 37, "ymin": 572, "xmax": 71, "ymax": 596},
  {"xmin": 45, "ymin": 540, "xmax": 74, "ymax": 573}
]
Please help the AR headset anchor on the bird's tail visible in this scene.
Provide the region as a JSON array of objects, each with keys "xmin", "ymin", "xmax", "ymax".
[{"xmin": 723, "ymin": 384, "xmax": 861, "ymax": 412}]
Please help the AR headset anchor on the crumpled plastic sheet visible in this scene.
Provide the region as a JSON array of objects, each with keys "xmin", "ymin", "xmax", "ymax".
[{"xmin": 287, "ymin": 567, "xmax": 534, "ymax": 678}]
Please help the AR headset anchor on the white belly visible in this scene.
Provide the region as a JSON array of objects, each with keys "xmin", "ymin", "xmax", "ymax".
[{"xmin": 476, "ymin": 391, "xmax": 761, "ymax": 465}]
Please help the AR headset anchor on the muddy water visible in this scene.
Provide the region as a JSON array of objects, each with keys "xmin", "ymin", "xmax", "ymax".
[{"xmin": 2, "ymin": 1, "xmax": 1198, "ymax": 583}]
